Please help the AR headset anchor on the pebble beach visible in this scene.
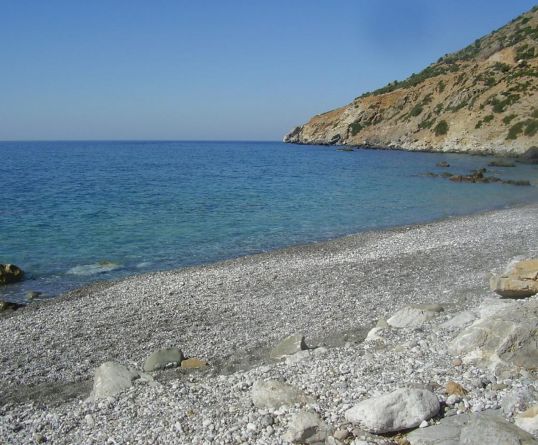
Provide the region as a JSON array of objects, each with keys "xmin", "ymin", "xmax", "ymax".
[{"xmin": 1, "ymin": 203, "xmax": 538, "ymax": 444}]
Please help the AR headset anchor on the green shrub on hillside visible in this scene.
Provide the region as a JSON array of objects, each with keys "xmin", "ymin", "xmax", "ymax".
[
  {"xmin": 493, "ymin": 62, "xmax": 511, "ymax": 73},
  {"xmin": 422, "ymin": 93, "xmax": 433, "ymax": 105},
  {"xmin": 525, "ymin": 119, "xmax": 538, "ymax": 136},
  {"xmin": 448, "ymin": 100, "xmax": 470, "ymax": 112},
  {"xmin": 489, "ymin": 93, "xmax": 520, "ymax": 113},
  {"xmin": 409, "ymin": 104, "xmax": 424, "ymax": 117},
  {"xmin": 506, "ymin": 119, "xmax": 538, "ymax": 139},
  {"xmin": 507, "ymin": 80, "xmax": 532, "ymax": 93},
  {"xmin": 503, "ymin": 114, "xmax": 517, "ymax": 124},
  {"xmin": 349, "ymin": 121, "xmax": 363, "ymax": 136},
  {"xmin": 419, "ymin": 117, "xmax": 436, "ymax": 129},
  {"xmin": 516, "ymin": 44, "xmax": 536, "ymax": 61},
  {"xmin": 507, "ymin": 121, "xmax": 525, "ymax": 139},
  {"xmin": 360, "ymin": 63, "xmax": 456, "ymax": 98},
  {"xmin": 434, "ymin": 120, "xmax": 449, "ymax": 136}
]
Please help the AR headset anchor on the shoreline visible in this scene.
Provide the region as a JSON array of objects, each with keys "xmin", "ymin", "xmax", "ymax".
[
  {"xmin": 1, "ymin": 203, "xmax": 537, "ymax": 443},
  {"xmin": 284, "ymin": 138, "xmax": 538, "ymax": 161},
  {"xmin": 2, "ymin": 202, "xmax": 536, "ymax": 376},
  {"xmin": 2, "ymin": 141, "xmax": 537, "ymax": 306},
  {"xmin": 10, "ymin": 199, "xmax": 538, "ymax": 312}
]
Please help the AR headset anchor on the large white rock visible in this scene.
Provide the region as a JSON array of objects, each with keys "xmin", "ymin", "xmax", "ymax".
[
  {"xmin": 440, "ymin": 311, "xmax": 477, "ymax": 329},
  {"xmin": 90, "ymin": 361, "xmax": 152, "ymax": 400},
  {"xmin": 449, "ymin": 299, "xmax": 538, "ymax": 375},
  {"xmin": 251, "ymin": 379, "xmax": 313, "ymax": 409},
  {"xmin": 284, "ymin": 411, "xmax": 328, "ymax": 444},
  {"xmin": 387, "ymin": 304, "xmax": 444, "ymax": 328},
  {"xmin": 344, "ymin": 388, "xmax": 440, "ymax": 433},
  {"xmin": 477, "ymin": 298, "xmax": 516, "ymax": 319}
]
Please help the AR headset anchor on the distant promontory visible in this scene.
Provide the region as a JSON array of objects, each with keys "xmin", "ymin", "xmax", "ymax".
[{"xmin": 284, "ymin": 6, "xmax": 538, "ymax": 158}]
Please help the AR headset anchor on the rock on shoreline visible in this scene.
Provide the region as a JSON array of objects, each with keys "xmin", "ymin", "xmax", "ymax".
[{"xmin": 0, "ymin": 263, "xmax": 24, "ymax": 284}]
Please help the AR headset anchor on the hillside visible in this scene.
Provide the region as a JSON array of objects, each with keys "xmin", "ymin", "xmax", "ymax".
[{"xmin": 284, "ymin": 6, "xmax": 538, "ymax": 157}]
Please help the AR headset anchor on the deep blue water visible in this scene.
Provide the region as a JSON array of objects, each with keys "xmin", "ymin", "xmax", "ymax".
[{"xmin": 1, "ymin": 140, "xmax": 537, "ymax": 302}]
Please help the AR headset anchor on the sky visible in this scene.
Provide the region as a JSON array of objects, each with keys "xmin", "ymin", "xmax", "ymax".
[{"xmin": 1, "ymin": 1, "xmax": 537, "ymax": 141}]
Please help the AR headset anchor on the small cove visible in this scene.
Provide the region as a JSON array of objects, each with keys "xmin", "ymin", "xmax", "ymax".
[{"xmin": 1, "ymin": 140, "xmax": 537, "ymax": 302}]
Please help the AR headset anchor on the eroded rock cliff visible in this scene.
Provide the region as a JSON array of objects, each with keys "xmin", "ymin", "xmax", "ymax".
[{"xmin": 284, "ymin": 7, "xmax": 538, "ymax": 157}]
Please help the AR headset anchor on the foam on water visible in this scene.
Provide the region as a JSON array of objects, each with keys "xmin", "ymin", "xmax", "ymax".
[{"xmin": 67, "ymin": 262, "xmax": 123, "ymax": 276}]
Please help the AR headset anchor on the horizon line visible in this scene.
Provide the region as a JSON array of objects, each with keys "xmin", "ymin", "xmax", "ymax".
[{"xmin": 0, "ymin": 139, "xmax": 283, "ymax": 143}]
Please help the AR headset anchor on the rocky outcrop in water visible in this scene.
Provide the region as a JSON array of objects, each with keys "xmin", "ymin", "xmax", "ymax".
[{"xmin": 0, "ymin": 264, "xmax": 24, "ymax": 284}]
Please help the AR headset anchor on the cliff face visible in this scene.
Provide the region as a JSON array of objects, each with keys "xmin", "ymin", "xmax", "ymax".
[{"xmin": 284, "ymin": 7, "xmax": 538, "ymax": 156}]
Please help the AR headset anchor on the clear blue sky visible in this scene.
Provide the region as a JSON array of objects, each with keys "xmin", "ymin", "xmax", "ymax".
[{"xmin": 1, "ymin": 1, "xmax": 536, "ymax": 141}]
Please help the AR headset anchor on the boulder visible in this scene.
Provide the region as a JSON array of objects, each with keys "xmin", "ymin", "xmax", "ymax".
[
  {"xmin": 407, "ymin": 411, "xmax": 538, "ymax": 445},
  {"xmin": 0, "ymin": 264, "xmax": 24, "ymax": 284},
  {"xmin": 516, "ymin": 406, "xmax": 538, "ymax": 437},
  {"xmin": 490, "ymin": 258, "xmax": 538, "ymax": 298},
  {"xmin": 270, "ymin": 334, "xmax": 308, "ymax": 360},
  {"xmin": 449, "ymin": 299, "xmax": 538, "ymax": 375},
  {"xmin": 251, "ymin": 379, "xmax": 313, "ymax": 409},
  {"xmin": 284, "ymin": 411, "xmax": 329, "ymax": 444},
  {"xmin": 387, "ymin": 304, "xmax": 444, "ymax": 328},
  {"xmin": 436, "ymin": 161, "xmax": 450, "ymax": 167},
  {"xmin": 89, "ymin": 361, "xmax": 153, "ymax": 400},
  {"xmin": 143, "ymin": 347, "xmax": 183, "ymax": 372},
  {"xmin": 344, "ymin": 388, "xmax": 440, "ymax": 433},
  {"xmin": 440, "ymin": 311, "xmax": 477, "ymax": 329},
  {"xmin": 0, "ymin": 300, "xmax": 23, "ymax": 312}
]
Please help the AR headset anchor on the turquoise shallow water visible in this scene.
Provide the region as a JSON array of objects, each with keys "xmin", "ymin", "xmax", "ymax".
[{"xmin": 1, "ymin": 140, "xmax": 537, "ymax": 302}]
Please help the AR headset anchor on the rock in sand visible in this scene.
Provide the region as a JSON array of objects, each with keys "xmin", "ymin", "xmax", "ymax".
[
  {"xmin": 284, "ymin": 411, "xmax": 328, "ymax": 444},
  {"xmin": 251, "ymin": 379, "xmax": 313, "ymax": 409},
  {"xmin": 270, "ymin": 334, "xmax": 308, "ymax": 360},
  {"xmin": 344, "ymin": 388, "xmax": 440, "ymax": 433},
  {"xmin": 490, "ymin": 258, "xmax": 538, "ymax": 298},
  {"xmin": 90, "ymin": 361, "xmax": 153, "ymax": 400},
  {"xmin": 445, "ymin": 381, "xmax": 468, "ymax": 396},
  {"xmin": 181, "ymin": 358, "xmax": 208, "ymax": 369},
  {"xmin": 387, "ymin": 304, "xmax": 444, "ymax": 328},
  {"xmin": 143, "ymin": 347, "xmax": 183, "ymax": 372}
]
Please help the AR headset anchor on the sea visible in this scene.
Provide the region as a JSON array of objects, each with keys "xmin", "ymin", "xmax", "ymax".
[{"xmin": 1, "ymin": 140, "xmax": 537, "ymax": 303}]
